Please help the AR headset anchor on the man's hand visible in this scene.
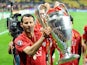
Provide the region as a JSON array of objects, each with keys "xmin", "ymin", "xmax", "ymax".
[
  {"xmin": 8, "ymin": 41, "xmax": 14, "ymax": 54},
  {"xmin": 9, "ymin": 41, "xmax": 14, "ymax": 49},
  {"xmin": 40, "ymin": 26, "xmax": 51, "ymax": 37},
  {"xmin": 44, "ymin": 26, "xmax": 51, "ymax": 35}
]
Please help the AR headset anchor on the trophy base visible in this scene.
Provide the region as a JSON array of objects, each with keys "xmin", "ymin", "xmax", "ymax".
[{"xmin": 58, "ymin": 54, "xmax": 79, "ymax": 64}]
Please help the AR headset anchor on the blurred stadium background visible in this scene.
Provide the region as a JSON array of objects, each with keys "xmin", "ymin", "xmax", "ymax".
[{"xmin": 0, "ymin": 0, "xmax": 87, "ymax": 65}]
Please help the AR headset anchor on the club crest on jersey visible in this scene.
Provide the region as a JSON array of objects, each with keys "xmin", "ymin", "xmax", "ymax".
[{"xmin": 17, "ymin": 40, "xmax": 22, "ymax": 46}]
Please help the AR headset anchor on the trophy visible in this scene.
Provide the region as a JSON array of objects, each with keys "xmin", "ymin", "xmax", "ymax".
[{"xmin": 35, "ymin": 3, "xmax": 79, "ymax": 65}]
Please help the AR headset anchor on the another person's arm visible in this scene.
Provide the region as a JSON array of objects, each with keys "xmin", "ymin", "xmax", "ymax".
[{"xmin": 8, "ymin": 41, "xmax": 14, "ymax": 54}]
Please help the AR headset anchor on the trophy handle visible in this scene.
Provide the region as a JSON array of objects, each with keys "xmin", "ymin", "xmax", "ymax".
[{"xmin": 35, "ymin": 4, "xmax": 48, "ymax": 28}]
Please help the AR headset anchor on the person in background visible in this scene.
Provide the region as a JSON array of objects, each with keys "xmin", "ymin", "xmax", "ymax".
[
  {"xmin": 8, "ymin": 40, "xmax": 20, "ymax": 65},
  {"xmin": 82, "ymin": 25, "xmax": 87, "ymax": 65}
]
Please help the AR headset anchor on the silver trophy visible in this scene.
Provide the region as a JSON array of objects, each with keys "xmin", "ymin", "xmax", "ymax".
[{"xmin": 35, "ymin": 3, "xmax": 79, "ymax": 65}]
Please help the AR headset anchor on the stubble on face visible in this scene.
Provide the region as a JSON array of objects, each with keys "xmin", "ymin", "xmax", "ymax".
[{"xmin": 22, "ymin": 16, "xmax": 35, "ymax": 34}]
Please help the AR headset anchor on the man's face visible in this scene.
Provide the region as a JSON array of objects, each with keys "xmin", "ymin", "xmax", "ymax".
[
  {"xmin": 39, "ymin": 9, "xmax": 46, "ymax": 18},
  {"xmin": 21, "ymin": 16, "xmax": 35, "ymax": 33}
]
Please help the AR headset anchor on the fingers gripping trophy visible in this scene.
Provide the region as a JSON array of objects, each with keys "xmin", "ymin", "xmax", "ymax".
[{"xmin": 35, "ymin": 1, "xmax": 79, "ymax": 65}]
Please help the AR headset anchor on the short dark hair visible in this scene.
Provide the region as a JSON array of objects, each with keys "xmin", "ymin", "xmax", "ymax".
[
  {"xmin": 21, "ymin": 14, "xmax": 35, "ymax": 22},
  {"xmin": 70, "ymin": 15, "xmax": 73, "ymax": 24}
]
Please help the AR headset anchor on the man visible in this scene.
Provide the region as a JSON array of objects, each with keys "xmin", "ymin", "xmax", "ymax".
[
  {"xmin": 7, "ymin": 13, "xmax": 22, "ymax": 65},
  {"xmin": 82, "ymin": 25, "xmax": 87, "ymax": 65},
  {"xmin": 8, "ymin": 41, "xmax": 20, "ymax": 65},
  {"xmin": 14, "ymin": 14, "xmax": 53, "ymax": 65}
]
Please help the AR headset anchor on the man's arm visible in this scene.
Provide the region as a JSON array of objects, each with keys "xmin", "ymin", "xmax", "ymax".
[
  {"xmin": 23, "ymin": 35, "xmax": 45, "ymax": 56},
  {"xmin": 8, "ymin": 41, "xmax": 14, "ymax": 54}
]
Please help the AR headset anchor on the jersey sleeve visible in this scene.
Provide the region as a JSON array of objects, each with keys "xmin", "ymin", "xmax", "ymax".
[{"xmin": 14, "ymin": 38, "xmax": 31, "ymax": 52}]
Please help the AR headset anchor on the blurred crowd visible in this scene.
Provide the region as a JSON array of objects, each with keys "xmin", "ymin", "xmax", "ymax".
[{"xmin": 0, "ymin": 0, "xmax": 87, "ymax": 12}]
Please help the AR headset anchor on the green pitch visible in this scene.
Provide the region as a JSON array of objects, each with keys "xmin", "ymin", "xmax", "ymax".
[{"xmin": 0, "ymin": 12, "xmax": 87, "ymax": 65}]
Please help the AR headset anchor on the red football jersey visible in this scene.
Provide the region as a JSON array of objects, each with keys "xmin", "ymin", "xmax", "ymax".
[
  {"xmin": 14, "ymin": 24, "xmax": 47, "ymax": 65},
  {"xmin": 71, "ymin": 29, "xmax": 81, "ymax": 54},
  {"xmin": 14, "ymin": 21, "xmax": 56, "ymax": 65}
]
